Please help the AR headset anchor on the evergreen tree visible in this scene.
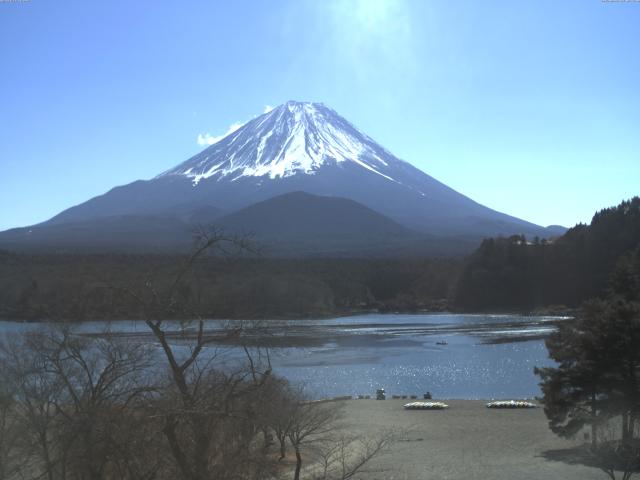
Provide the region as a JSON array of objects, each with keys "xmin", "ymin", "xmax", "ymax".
[
  {"xmin": 534, "ymin": 303, "xmax": 613, "ymax": 446},
  {"xmin": 535, "ymin": 253, "xmax": 640, "ymax": 447},
  {"xmin": 455, "ymin": 197, "xmax": 640, "ymax": 312}
]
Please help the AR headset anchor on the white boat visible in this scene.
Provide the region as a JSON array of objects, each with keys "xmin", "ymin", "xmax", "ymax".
[
  {"xmin": 403, "ymin": 401, "xmax": 449, "ymax": 410},
  {"xmin": 486, "ymin": 400, "xmax": 537, "ymax": 409}
]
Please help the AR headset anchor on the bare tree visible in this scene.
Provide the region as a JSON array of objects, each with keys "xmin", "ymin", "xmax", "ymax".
[
  {"xmin": 0, "ymin": 326, "xmax": 158, "ymax": 480},
  {"xmin": 0, "ymin": 331, "xmax": 65, "ymax": 480},
  {"xmin": 286, "ymin": 399, "xmax": 343, "ymax": 480},
  {"xmin": 590, "ymin": 421, "xmax": 640, "ymax": 480},
  {"xmin": 310, "ymin": 432, "xmax": 394, "ymax": 480},
  {"xmin": 0, "ymin": 371, "xmax": 21, "ymax": 480},
  {"xmin": 281, "ymin": 395, "xmax": 395, "ymax": 480},
  {"xmin": 265, "ymin": 379, "xmax": 296, "ymax": 461},
  {"xmin": 122, "ymin": 231, "xmax": 281, "ymax": 480}
]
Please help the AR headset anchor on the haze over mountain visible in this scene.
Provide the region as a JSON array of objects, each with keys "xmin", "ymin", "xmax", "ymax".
[{"xmin": 0, "ymin": 101, "xmax": 563, "ymax": 255}]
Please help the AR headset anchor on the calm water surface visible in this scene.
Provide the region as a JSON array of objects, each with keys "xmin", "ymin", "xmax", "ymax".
[{"xmin": 0, "ymin": 314, "xmax": 565, "ymax": 400}]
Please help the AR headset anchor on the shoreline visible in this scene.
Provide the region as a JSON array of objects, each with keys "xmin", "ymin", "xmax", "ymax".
[
  {"xmin": 0, "ymin": 309, "xmax": 574, "ymax": 324},
  {"xmin": 314, "ymin": 395, "xmax": 542, "ymax": 403},
  {"xmin": 337, "ymin": 399, "xmax": 603, "ymax": 479},
  {"xmin": 0, "ymin": 313, "xmax": 565, "ymax": 351}
]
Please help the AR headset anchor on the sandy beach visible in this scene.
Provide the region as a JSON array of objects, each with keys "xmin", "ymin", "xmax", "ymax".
[{"xmin": 338, "ymin": 399, "xmax": 605, "ymax": 480}]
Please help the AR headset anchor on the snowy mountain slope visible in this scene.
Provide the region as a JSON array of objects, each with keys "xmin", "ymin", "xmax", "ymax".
[
  {"xmin": 2, "ymin": 100, "xmax": 561, "ymax": 251},
  {"xmin": 158, "ymin": 101, "xmax": 405, "ymax": 185}
]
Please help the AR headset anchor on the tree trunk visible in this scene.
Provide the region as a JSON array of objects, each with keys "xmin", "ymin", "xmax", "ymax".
[
  {"xmin": 39, "ymin": 430, "xmax": 55, "ymax": 480},
  {"xmin": 622, "ymin": 412, "xmax": 630, "ymax": 445},
  {"xmin": 261, "ymin": 428, "xmax": 271, "ymax": 454},
  {"xmin": 591, "ymin": 392, "xmax": 598, "ymax": 448},
  {"xmin": 163, "ymin": 418, "xmax": 193, "ymax": 480},
  {"xmin": 279, "ymin": 436, "xmax": 287, "ymax": 460},
  {"xmin": 191, "ymin": 416, "xmax": 211, "ymax": 480},
  {"xmin": 293, "ymin": 445, "xmax": 302, "ymax": 480}
]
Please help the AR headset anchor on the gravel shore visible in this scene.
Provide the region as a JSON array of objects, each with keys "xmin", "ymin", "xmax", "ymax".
[{"xmin": 339, "ymin": 399, "xmax": 604, "ymax": 480}]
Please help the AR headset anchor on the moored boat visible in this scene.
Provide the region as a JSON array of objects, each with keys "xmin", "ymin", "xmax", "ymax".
[{"xmin": 403, "ymin": 401, "xmax": 449, "ymax": 410}]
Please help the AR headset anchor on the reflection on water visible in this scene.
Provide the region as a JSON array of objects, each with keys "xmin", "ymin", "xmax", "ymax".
[
  {"xmin": 269, "ymin": 335, "xmax": 552, "ymax": 400},
  {"xmin": 0, "ymin": 313, "xmax": 566, "ymax": 400}
]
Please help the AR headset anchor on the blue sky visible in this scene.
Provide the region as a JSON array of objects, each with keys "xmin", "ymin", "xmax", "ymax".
[{"xmin": 1, "ymin": 0, "xmax": 638, "ymax": 231}]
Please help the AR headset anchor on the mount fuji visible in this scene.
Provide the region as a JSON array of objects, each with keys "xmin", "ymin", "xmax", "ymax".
[{"xmin": 0, "ymin": 101, "xmax": 563, "ymax": 255}]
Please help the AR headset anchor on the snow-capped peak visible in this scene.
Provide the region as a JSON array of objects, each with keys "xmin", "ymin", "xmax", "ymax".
[{"xmin": 158, "ymin": 101, "xmax": 402, "ymax": 185}]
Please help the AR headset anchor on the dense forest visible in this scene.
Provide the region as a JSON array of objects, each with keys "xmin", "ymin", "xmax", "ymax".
[
  {"xmin": 1, "ymin": 197, "xmax": 638, "ymax": 321},
  {"xmin": 0, "ymin": 252, "xmax": 459, "ymax": 321},
  {"xmin": 454, "ymin": 197, "xmax": 640, "ymax": 311}
]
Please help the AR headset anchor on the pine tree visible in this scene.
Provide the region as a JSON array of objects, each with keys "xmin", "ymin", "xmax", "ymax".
[
  {"xmin": 534, "ymin": 305, "xmax": 612, "ymax": 446},
  {"xmin": 535, "ymin": 255, "xmax": 640, "ymax": 447}
]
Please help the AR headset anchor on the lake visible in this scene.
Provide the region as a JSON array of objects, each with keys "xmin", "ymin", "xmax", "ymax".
[{"xmin": 0, "ymin": 313, "xmax": 565, "ymax": 400}]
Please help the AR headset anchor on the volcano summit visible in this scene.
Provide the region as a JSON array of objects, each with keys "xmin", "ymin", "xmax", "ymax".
[{"xmin": 0, "ymin": 101, "xmax": 562, "ymax": 255}]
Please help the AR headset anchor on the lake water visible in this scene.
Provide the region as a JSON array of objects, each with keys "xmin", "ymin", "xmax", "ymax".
[{"xmin": 0, "ymin": 313, "xmax": 564, "ymax": 400}]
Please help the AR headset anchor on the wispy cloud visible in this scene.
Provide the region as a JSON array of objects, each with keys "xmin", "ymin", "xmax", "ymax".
[
  {"xmin": 196, "ymin": 121, "xmax": 243, "ymax": 146},
  {"xmin": 196, "ymin": 103, "xmax": 277, "ymax": 146}
]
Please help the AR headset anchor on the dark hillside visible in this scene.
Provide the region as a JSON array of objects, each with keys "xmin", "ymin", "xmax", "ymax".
[{"xmin": 454, "ymin": 197, "xmax": 640, "ymax": 311}]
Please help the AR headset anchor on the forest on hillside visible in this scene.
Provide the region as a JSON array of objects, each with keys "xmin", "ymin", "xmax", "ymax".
[
  {"xmin": 0, "ymin": 253, "xmax": 459, "ymax": 321},
  {"xmin": 1, "ymin": 197, "xmax": 638, "ymax": 321},
  {"xmin": 454, "ymin": 197, "xmax": 640, "ymax": 311}
]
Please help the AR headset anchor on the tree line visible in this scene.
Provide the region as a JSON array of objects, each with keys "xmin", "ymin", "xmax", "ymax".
[
  {"xmin": 0, "ymin": 252, "xmax": 459, "ymax": 321},
  {"xmin": 455, "ymin": 197, "xmax": 640, "ymax": 312}
]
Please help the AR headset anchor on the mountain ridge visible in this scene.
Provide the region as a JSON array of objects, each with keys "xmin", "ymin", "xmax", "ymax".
[
  {"xmin": 0, "ymin": 192, "xmax": 478, "ymax": 257},
  {"xmin": 0, "ymin": 100, "xmax": 565, "ymax": 254}
]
